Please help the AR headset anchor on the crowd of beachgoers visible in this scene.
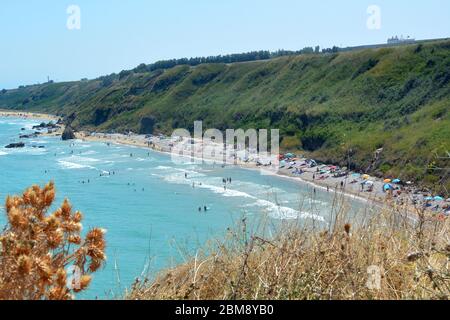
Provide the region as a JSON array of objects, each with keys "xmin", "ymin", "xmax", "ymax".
[
  {"xmin": 77, "ymin": 131, "xmax": 450, "ymax": 218},
  {"xmin": 2, "ymin": 110, "xmax": 449, "ymax": 219}
]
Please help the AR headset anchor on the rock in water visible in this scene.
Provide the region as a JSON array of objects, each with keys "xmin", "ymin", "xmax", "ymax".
[
  {"xmin": 5, "ymin": 142, "xmax": 25, "ymax": 149},
  {"xmin": 62, "ymin": 126, "xmax": 76, "ymax": 141}
]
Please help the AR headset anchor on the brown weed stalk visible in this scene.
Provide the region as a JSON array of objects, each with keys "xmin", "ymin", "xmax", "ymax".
[{"xmin": 0, "ymin": 182, "xmax": 106, "ymax": 300}]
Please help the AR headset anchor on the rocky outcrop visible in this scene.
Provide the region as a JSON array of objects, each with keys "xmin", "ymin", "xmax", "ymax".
[
  {"xmin": 32, "ymin": 122, "xmax": 60, "ymax": 130},
  {"xmin": 5, "ymin": 142, "xmax": 25, "ymax": 149},
  {"xmin": 61, "ymin": 126, "xmax": 76, "ymax": 141},
  {"xmin": 20, "ymin": 132, "xmax": 42, "ymax": 139}
]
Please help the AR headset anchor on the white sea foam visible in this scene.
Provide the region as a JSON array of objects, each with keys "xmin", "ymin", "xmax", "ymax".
[
  {"xmin": 155, "ymin": 165, "xmax": 173, "ymax": 170},
  {"xmin": 0, "ymin": 151, "xmax": 8, "ymax": 156},
  {"xmin": 198, "ymin": 183, "xmax": 257, "ymax": 199},
  {"xmin": 158, "ymin": 169, "xmax": 324, "ymax": 221},
  {"xmin": 81, "ymin": 150, "xmax": 98, "ymax": 156},
  {"xmin": 58, "ymin": 160, "xmax": 96, "ymax": 170},
  {"xmin": 247, "ymin": 199, "xmax": 326, "ymax": 222}
]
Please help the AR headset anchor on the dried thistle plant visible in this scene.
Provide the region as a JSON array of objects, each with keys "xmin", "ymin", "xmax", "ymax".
[{"xmin": 0, "ymin": 182, "xmax": 106, "ymax": 300}]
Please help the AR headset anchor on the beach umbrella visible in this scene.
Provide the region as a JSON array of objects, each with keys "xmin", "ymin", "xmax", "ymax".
[
  {"xmin": 384, "ymin": 179, "xmax": 392, "ymax": 183},
  {"xmin": 383, "ymin": 184, "xmax": 393, "ymax": 191},
  {"xmin": 434, "ymin": 196, "xmax": 444, "ymax": 201},
  {"xmin": 362, "ymin": 174, "xmax": 370, "ymax": 180},
  {"xmin": 392, "ymin": 179, "xmax": 401, "ymax": 184}
]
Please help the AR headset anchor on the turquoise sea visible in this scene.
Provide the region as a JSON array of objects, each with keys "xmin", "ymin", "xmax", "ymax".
[{"xmin": 0, "ymin": 117, "xmax": 369, "ymax": 299}]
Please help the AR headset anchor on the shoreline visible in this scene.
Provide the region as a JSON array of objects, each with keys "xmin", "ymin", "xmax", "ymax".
[
  {"xmin": 74, "ymin": 131, "xmax": 388, "ymax": 208},
  {"xmin": 1, "ymin": 111, "xmax": 448, "ymax": 219},
  {"xmin": 0, "ymin": 110, "xmax": 59, "ymax": 121}
]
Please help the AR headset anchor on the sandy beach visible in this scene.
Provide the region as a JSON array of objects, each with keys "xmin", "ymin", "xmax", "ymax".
[
  {"xmin": 0, "ymin": 110, "xmax": 60, "ymax": 121},
  {"xmin": 72, "ymin": 131, "xmax": 427, "ymax": 213},
  {"xmin": 2, "ymin": 110, "xmax": 448, "ymax": 218}
]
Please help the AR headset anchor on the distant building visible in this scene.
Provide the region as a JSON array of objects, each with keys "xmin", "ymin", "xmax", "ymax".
[{"xmin": 387, "ymin": 35, "xmax": 416, "ymax": 45}]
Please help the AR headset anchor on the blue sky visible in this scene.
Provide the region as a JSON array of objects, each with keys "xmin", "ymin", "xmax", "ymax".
[{"xmin": 1, "ymin": 0, "xmax": 449, "ymax": 89}]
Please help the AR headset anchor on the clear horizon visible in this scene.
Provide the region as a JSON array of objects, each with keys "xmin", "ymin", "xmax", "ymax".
[{"xmin": 1, "ymin": 0, "xmax": 450, "ymax": 89}]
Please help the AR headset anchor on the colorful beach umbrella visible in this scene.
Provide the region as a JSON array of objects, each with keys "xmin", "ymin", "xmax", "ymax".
[
  {"xmin": 434, "ymin": 196, "xmax": 444, "ymax": 201},
  {"xmin": 383, "ymin": 184, "xmax": 393, "ymax": 191},
  {"xmin": 384, "ymin": 179, "xmax": 392, "ymax": 183}
]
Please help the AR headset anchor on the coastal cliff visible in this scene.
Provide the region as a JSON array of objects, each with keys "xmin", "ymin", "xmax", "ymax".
[{"xmin": 1, "ymin": 40, "xmax": 449, "ymax": 192}]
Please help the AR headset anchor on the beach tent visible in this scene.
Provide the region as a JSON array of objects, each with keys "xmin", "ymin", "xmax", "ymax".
[
  {"xmin": 362, "ymin": 174, "xmax": 370, "ymax": 180},
  {"xmin": 384, "ymin": 179, "xmax": 392, "ymax": 183},
  {"xmin": 383, "ymin": 184, "xmax": 394, "ymax": 191},
  {"xmin": 392, "ymin": 179, "xmax": 401, "ymax": 184},
  {"xmin": 434, "ymin": 196, "xmax": 444, "ymax": 201}
]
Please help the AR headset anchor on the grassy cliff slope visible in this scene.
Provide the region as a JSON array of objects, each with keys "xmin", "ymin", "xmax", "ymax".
[{"xmin": 1, "ymin": 40, "xmax": 449, "ymax": 192}]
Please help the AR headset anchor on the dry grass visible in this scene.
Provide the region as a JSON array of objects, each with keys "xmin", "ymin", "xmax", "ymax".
[
  {"xmin": 129, "ymin": 200, "xmax": 449, "ymax": 300},
  {"xmin": 0, "ymin": 182, "xmax": 106, "ymax": 300}
]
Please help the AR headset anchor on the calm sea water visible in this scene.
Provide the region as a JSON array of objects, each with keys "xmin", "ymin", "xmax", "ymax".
[{"xmin": 0, "ymin": 117, "xmax": 369, "ymax": 299}]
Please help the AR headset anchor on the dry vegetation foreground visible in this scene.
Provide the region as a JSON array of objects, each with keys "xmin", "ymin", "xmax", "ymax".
[
  {"xmin": 129, "ymin": 202, "xmax": 449, "ymax": 300},
  {"xmin": 0, "ymin": 183, "xmax": 448, "ymax": 300}
]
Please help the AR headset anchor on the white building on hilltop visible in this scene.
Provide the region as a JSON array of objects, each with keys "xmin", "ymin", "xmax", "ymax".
[{"xmin": 387, "ymin": 35, "xmax": 416, "ymax": 45}]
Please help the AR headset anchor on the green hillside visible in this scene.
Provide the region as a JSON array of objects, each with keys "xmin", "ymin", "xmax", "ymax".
[{"xmin": 1, "ymin": 40, "xmax": 449, "ymax": 193}]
